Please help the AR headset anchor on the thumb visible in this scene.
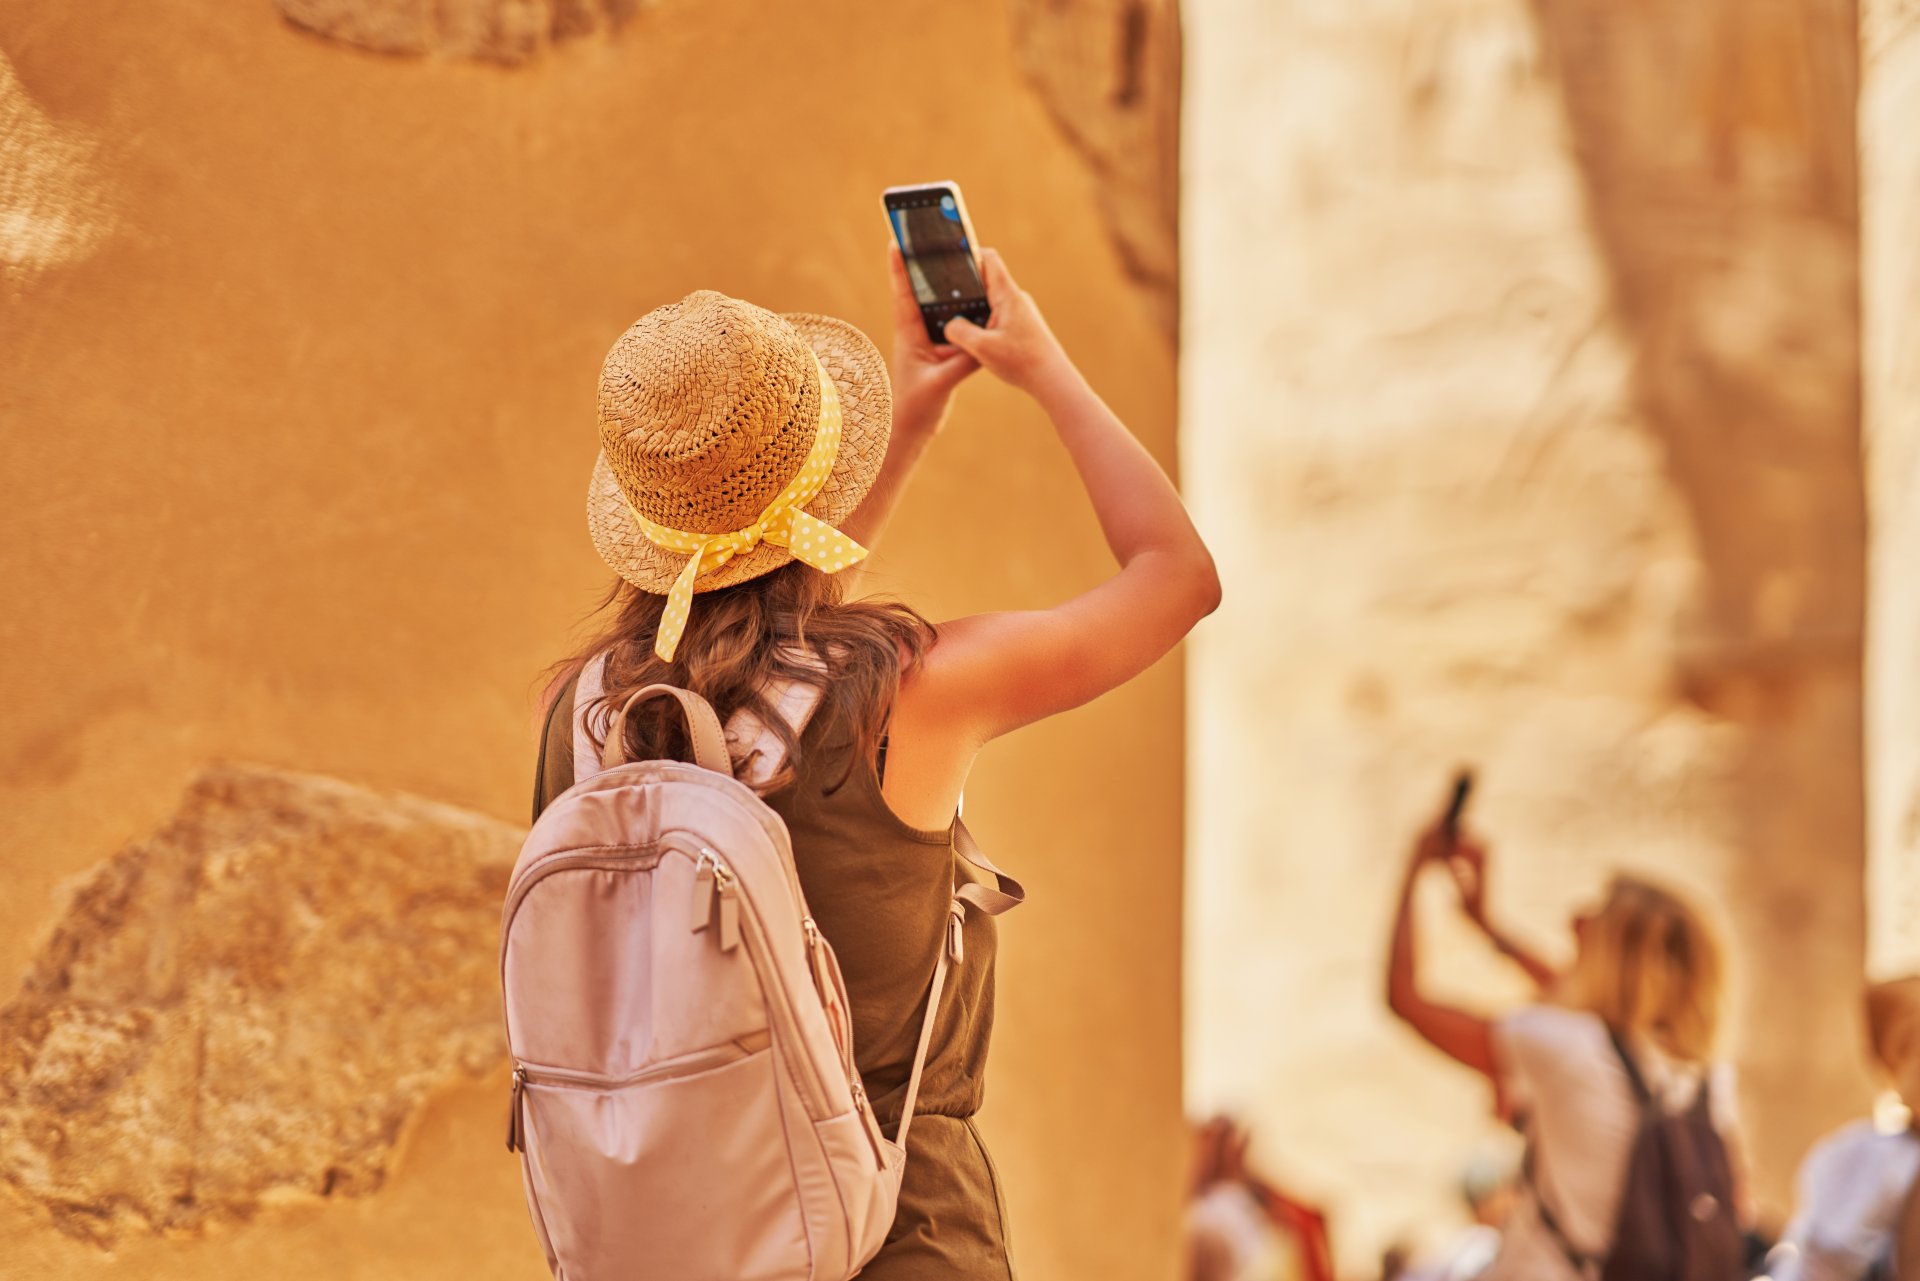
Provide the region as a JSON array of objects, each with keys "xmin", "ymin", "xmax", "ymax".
[{"xmin": 941, "ymin": 314, "xmax": 991, "ymax": 356}]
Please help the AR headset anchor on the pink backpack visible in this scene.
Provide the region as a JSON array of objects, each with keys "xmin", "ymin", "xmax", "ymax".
[{"xmin": 501, "ymin": 681, "xmax": 1022, "ymax": 1281}]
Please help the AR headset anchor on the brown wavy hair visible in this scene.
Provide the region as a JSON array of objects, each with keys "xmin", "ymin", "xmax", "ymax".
[{"xmin": 544, "ymin": 562, "xmax": 934, "ymax": 792}]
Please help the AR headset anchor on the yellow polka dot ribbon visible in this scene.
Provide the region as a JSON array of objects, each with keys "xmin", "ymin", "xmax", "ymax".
[{"xmin": 627, "ymin": 354, "xmax": 868, "ymax": 662}]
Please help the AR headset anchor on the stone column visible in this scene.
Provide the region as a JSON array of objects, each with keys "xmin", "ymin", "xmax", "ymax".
[
  {"xmin": 1532, "ymin": 0, "xmax": 1869, "ymax": 1204},
  {"xmin": 1865, "ymin": 0, "xmax": 1920, "ymax": 979},
  {"xmin": 1186, "ymin": 0, "xmax": 1867, "ymax": 1262}
]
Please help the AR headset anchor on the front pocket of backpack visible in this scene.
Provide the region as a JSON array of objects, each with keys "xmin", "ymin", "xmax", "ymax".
[{"xmin": 520, "ymin": 1046, "xmax": 809, "ymax": 1281}]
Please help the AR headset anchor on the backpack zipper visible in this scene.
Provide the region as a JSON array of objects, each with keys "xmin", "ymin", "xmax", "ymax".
[
  {"xmin": 508, "ymin": 1066, "xmax": 526, "ymax": 1153},
  {"xmin": 682, "ymin": 843, "xmax": 835, "ymax": 1120},
  {"xmin": 803, "ymin": 916, "xmax": 887, "ymax": 1164},
  {"xmin": 506, "ymin": 1032, "xmax": 773, "ymax": 1152},
  {"xmin": 849, "ymin": 1077, "xmax": 889, "ymax": 1164},
  {"xmin": 502, "ymin": 838, "xmax": 843, "ymax": 1132},
  {"xmin": 691, "ymin": 849, "xmax": 742, "ymax": 952},
  {"xmin": 802, "ymin": 917, "xmax": 853, "ymax": 1064},
  {"xmin": 502, "ymin": 847, "xmax": 670, "ymax": 932}
]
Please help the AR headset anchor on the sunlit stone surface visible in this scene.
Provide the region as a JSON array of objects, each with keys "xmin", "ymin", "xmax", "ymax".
[{"xmin": 1186, "ymin": 0, "xmax": 1868, "ymax": 1264}]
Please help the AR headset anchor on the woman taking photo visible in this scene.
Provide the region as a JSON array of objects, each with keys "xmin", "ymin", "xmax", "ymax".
[
  {"xmin": 1383, "ymin": 808, "xmax": 1747, "ymax": 1280},
  {"xmin": 529, "ymin": 246, "xmax": 1218, "ymax": 1280}
]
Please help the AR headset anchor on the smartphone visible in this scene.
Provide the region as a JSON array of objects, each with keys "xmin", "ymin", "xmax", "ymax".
[
  {"xmin": 883, "ymin": 182, "xmax": 990, "ymax": 344},
  {"xmin": 1441, "ymin": 769, "xmax": 1475, "ymax": 844}
]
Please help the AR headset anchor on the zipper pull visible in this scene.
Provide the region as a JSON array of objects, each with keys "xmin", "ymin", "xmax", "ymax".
[
  {"xmin": 691, "ymin": 851, "xmax": 715, "ymax": 933},
  {"xmin": 804, "ymin": 920, "xmax": 838, "ymax": 1012},
  {"xmin": 715, "ymin": 865, "xmax": 741, "ymax": 953},
  {"xmin": 507, "ymin": 1066, "xmax": 527, "ymax": 1153},
  {"xmin": 851, "ymin": 1077, "xmax": 889, "ymax": 1163},
  {"xmin": 806, "ymin": 920, "xmax": 831, "ymax": 984}
]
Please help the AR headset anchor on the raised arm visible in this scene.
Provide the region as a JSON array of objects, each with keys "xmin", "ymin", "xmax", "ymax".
[
  {"xmin": 873, "ymin": 248, "xmax": 1218, "ymax": 830},
  {"xmin": 1385, "ymin": 824, "xmax": 1498, "ymax": 1080},
  {"xmin": 896, "ymin": 249, "xmax": 1219, "ymax": 739},
  {"xmin": 1449, "ymin": 839, "xmax": 1560, "ymax": 993}
]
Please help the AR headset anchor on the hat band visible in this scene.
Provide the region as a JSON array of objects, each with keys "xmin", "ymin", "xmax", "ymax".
[{"xmin": 625, "ymin": 354, "xmax": 869, "ymax": 662}]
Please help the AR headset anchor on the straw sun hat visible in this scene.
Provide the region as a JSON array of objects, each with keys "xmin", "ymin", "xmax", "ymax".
[{"xmin": 585, "ymin": 290, "xmax": 892, "ymax": 658}]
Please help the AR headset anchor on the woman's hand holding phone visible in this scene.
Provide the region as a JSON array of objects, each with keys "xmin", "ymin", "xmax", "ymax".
[
  {"xmin": 1410, "ymin": 807, "xmax": 1489, "ymax": 927},
  {"xmin": 938, "ymin": 249, "xmax": 1075, "ymax": 401},
  {"xmin": 887, "ymin": 245, "xmax": 979, "ymax": 444},
  {"xmin": 1448, "ymin": 837, "xmax": 1491, "ymax": 926}
]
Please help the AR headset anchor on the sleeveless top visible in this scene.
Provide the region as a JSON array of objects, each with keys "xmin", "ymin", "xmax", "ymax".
[{"xmin": 533, "ymin": 667, "xmax": 1017, "ymax": 1280}]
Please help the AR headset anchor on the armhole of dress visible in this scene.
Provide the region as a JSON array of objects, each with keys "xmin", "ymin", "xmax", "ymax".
[{"xmin": 532, "ymin": 672, "xmax": 579, "ymax": 822}]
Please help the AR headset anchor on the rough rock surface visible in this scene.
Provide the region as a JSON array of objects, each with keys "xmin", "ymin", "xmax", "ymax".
[
  {"xmin": 272, "ymin": 0, "xmax": 644, "ymax": 62},
  {"xmin": 0, "ymin": 765, "xmax": 519, "ymax": 1245},
  {"xmin": 1185, "ymin": 0, "xmax": 1866, "ymax": 1266},
  {"xmin": 0, "ymin": 51, "xmax": 113, "ymax": 291},
  {"xmin": 1866, "ymin": 0, "xmax": 1920, "ymax": 977},
  {"xmin": 1009, "ymin": 0, "xmax": 1181, "ymax": 336}
]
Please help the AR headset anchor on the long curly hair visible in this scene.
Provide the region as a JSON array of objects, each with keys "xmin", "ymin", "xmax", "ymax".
[{"xmin": 544, "ymin": 562, "xmax": 934, "ymax": 792}]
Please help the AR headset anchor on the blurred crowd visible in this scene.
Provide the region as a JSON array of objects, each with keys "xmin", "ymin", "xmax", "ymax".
[{"xmin": 1185, "ymin": 784, "xmax": 1920, "ymax": 1281}]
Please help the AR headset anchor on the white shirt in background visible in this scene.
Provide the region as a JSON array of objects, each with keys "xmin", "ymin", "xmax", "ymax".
[
  {"xmin": 1485, "ymin": 1006, "xmax": 1741, "ymax": 1281},
  {"xmin": 1186, "ymin": 1181, "xmax": 1301, "ymax": 1281},
  {"xmin": 1770, "ymin": 1121, "xmax": 1920, "ymax": 1281},
  {"xmin": 1403, "ymin": 1225, "xmax": 1501, "ymax": 1281}
]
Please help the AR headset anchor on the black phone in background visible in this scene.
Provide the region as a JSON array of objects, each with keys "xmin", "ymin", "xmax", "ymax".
[
  {"xmin": 884, "ymin": 182, "xmax": 990, "ymax": 344},
  {"xmin": 1441, "ymin": 770, "xmax": 1475, "ymax": 844}
]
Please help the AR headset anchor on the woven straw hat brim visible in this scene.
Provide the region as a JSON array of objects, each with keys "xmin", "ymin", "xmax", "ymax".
[{"xmin": 586, "ymin": 311, "xmax": 892, "ymax": 596}]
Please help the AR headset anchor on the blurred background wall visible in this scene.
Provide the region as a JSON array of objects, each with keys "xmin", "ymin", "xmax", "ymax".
[
  {"xmin": 0, "ymin": 1, "xmax": 1188, "ymax": 1277},
  {"xmin": 1866, "ymin": 0, "xmax": 1920, "ymax": 981},
  {"xmin": 1185, "ymin": 0, "xmax": 1873, "ymax": 1268}
]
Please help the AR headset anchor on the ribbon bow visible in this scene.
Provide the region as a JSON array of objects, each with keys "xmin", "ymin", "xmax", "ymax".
[{"xmin": 627, "ymin": 354, "xmax": 868, "ymax": 662}]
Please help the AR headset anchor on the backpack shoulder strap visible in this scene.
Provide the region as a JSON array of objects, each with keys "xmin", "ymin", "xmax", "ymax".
[
  {"xmin": 1606, "ymin": 1024, "xmax": 1656, "ymax": 1108},
  {"xmin": 890, "ymin": 826, "xmax": 1024, "ymax": 1154},
  {"xmin": 953, "ymin": 819, "xmax": 1026, "ymax": 921}
]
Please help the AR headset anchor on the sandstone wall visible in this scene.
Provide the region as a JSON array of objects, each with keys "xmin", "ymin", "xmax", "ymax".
[
  {"xmin": 1865, "ymin": 0, "xmax": 1920, "ymax": 978},
  {"xmin": 1185, "ymin": 0, "xmax": 1868, "ymax": 1266},
  {"xmin": 0, "ymin": 4, "xmax": 1186, "ymax": 1278}
]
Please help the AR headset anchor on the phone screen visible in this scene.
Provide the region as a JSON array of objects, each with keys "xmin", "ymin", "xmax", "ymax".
[{"xmin": 885, "ymin": 185, "xmax": 990, "ymax": 343}]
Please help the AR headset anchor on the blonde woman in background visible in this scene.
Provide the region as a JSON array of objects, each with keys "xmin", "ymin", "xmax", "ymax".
[
  {"xmin": 1769, "ymin": 978, "xmax": 1920, "ymax": 1280},
  {"xmin": 1383, "ymin": 807, "xmax": 1749, "ymax": 1281}
]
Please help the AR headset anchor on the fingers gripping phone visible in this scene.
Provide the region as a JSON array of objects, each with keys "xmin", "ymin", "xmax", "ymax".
[{"xmin": 883, "ymin": 182, "xmax": 990, "ymax": 344}]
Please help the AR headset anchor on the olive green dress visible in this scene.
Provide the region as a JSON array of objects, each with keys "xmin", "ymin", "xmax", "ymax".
[{"xmin": 532, "ymin": 676, "xmax": 1016, "ymax": 1280}]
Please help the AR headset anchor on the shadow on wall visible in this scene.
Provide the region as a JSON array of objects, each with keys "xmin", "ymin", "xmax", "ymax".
[{"xmin": 271, "ymin": 0, "xmax": 646, "ymax": 64}]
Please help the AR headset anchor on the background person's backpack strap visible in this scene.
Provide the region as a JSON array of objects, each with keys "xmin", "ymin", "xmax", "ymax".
[{"xmin": 1597, "ymin": 1027, "xmax": 1744, "ymax": 1281}]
